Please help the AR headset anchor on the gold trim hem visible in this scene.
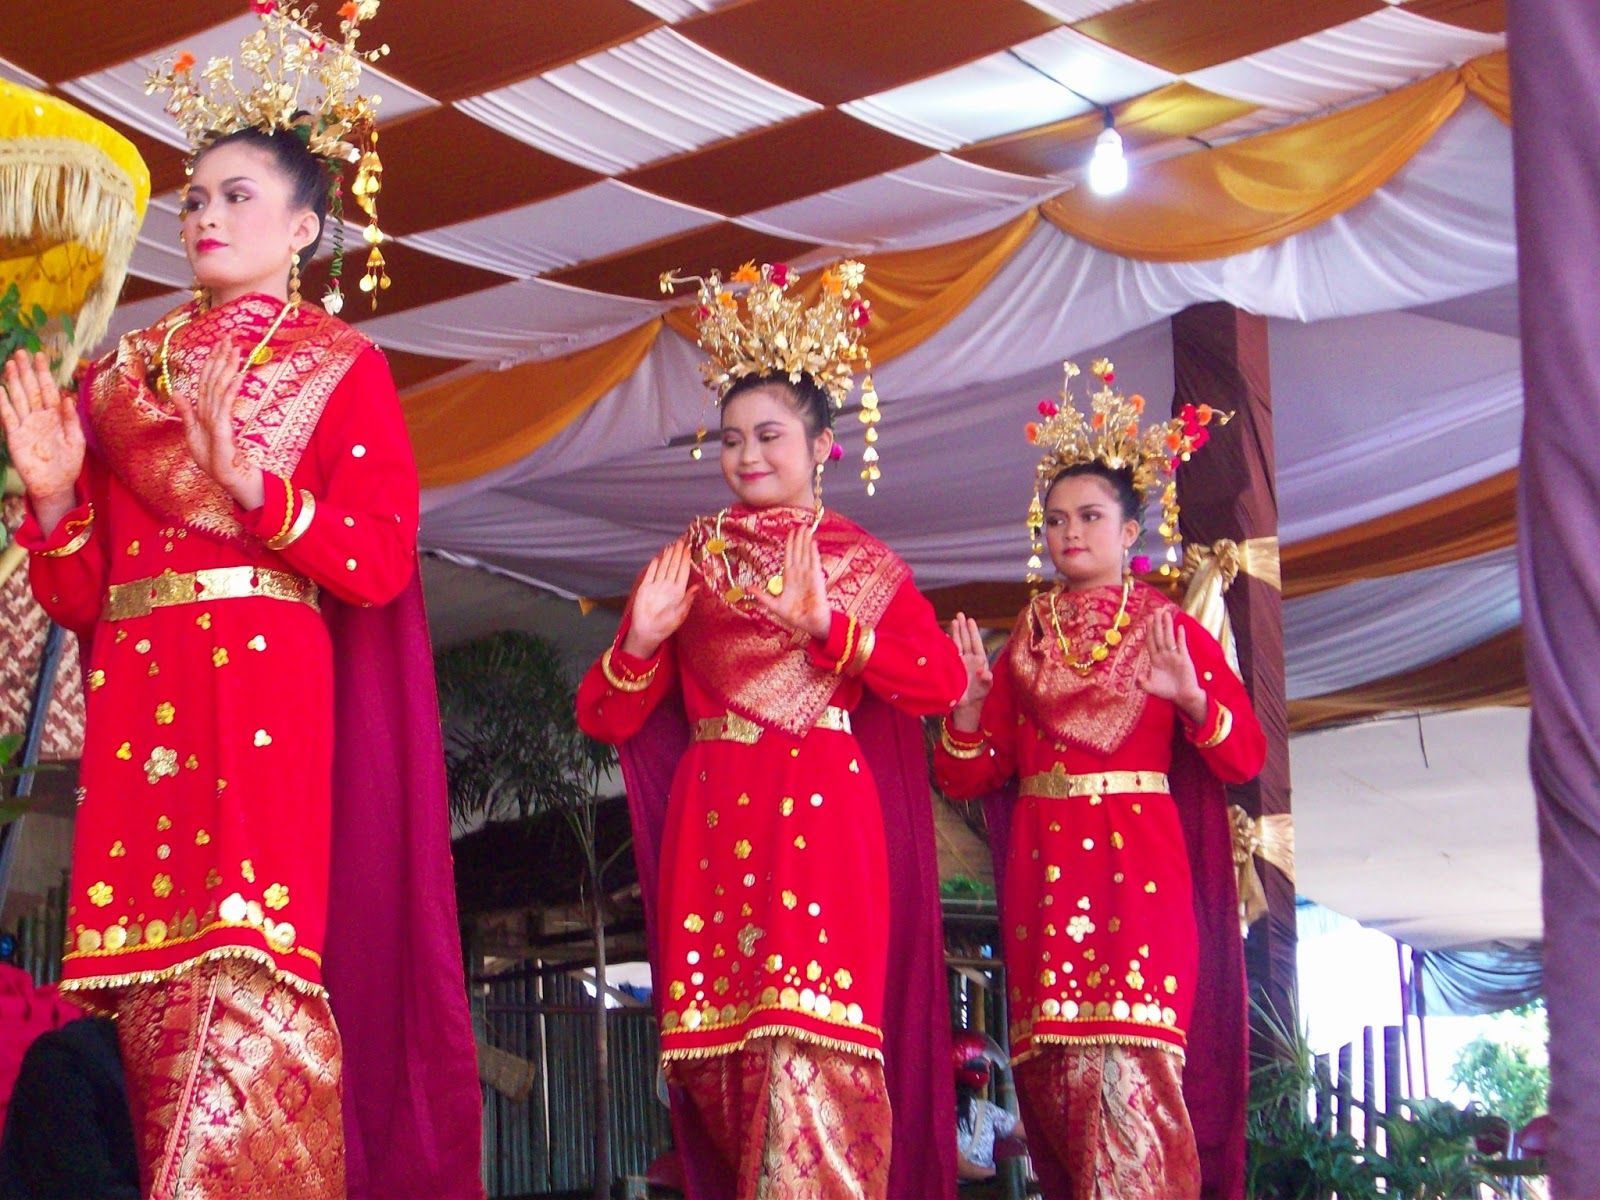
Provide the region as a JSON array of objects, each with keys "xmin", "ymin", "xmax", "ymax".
[
  {"xmin": 1012, "ymin": 1032, "xmax": 1186, "ymax": 1065},
  {"xmin": 661, "ymin": 1024, "xmax": 884, "ymax": 1064},
  {"xmin": 58, "ymin": 943, "xmax": 326, "ymax": 1005}
]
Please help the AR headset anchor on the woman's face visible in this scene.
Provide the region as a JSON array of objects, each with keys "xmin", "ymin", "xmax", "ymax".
[
  {"xmin": 181, "ymin": 141, "xmax": 320, "ymax": 306},
  {"xmin": 1044, "ymin": 473, "xmax": 1141, "ymax": 590},
  {"xmin": 719, "ymin": 383, "xmax": 833, "ymax": 509}
]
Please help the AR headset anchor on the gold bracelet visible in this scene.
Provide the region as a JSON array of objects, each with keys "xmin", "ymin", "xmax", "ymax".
[
  {"xmin": 845, "ymin": 625, "xmax": 875, "ymax": 678},
  {"xmin": 1195, "ymin": 701, "xmax": 1233, "ymax": 749},
  {"xmin": 38, "ymin": 505, "xmax": 95, "ymax": 558},
  {"xmin": 264, "ymin": 474, "xmax": 297, "ymax": 546},
  {"xmin": 601, "ymin": 646, "xmax": 658, "ymax": 693},
  {"xmin": 830, "ymin": 615, "xmax": 858, "ymax": 676},
  {"xmin": 939, "ymin": 720, "xmax": 987, "ymax": 760},
  {"xmin": 268, "ymin": 489, "xmax": 316, "ymax": 551}
]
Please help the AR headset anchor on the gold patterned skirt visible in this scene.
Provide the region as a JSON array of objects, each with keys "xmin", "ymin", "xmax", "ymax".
[
  {"xmin": 114, "ymin": 957, "xmax": 345, "ymax": 1200},
  {"xmin": 671, "ymin": 1035, "xmax": 892, "ymax": 1200}
]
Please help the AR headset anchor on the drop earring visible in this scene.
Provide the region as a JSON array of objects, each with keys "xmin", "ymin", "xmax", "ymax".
[
  {"xmin": 814, "ymin": 460, "xmax": 825, "ymax": 513},
  {"xmin": 288, "ymin": 253, "xmax": 302, "ymax": 307}
]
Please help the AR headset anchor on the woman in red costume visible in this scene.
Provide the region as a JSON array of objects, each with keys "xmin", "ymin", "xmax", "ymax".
[
  {"xmin": 0, "ymin": 10, "xmax": 480, "ymax": 1199},
  {"xmin": 578, "ymin": 262, "xmax": 965, "ymax": 1200},
  {"xmin": 933, "ymin": 361, "xmax": 1264, "ymax": 1200}
]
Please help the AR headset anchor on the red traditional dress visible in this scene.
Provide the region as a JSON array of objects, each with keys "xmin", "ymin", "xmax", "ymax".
[
  {"xmin": 578, "ymin": 504, "xmax": 965, "ymax": 1200},
  {"xmin": 933, "ymin": 580, "xmax": 1264, "ymax": 1200},
  {"xmin": 17, "ymin": 294, "xmax": 424, "ymax": 1200}
]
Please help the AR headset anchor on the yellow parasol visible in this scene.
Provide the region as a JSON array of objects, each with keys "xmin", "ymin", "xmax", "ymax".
[
  {"xmin": 0, "ymin": 79, "xmax": 148, "ymax": 574},
  {"xmin": 0, "ymin": 78, "xmax": 150, "ymax": 376}
]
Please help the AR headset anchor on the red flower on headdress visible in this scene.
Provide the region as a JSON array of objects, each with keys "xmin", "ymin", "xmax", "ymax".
[
  {"xmin": 309, "ymin": 35, "xmax": 328, "ymax": 53},
  {"xmin": 769, "ymin": 263, "xmax": 792, "ymax": 288},
  {"xmin": 172, "ymin": 51, "xmax": 196, "ymax": 73},
  {"xmin": 1104, "ymin": 371, "xmax": 1114, "ymax": 384},
  {"xmin": 850, "ymin": 299, "xmax": 871, "ymax": 328},
  {"xmin": 829, "ymin": 442, "xmax": 844, "ymax": 461},
  {"xmin": 1131, "ymin": 554, "xmax": 1152, "ymax": 575},
  {"xmin": 1191, "ymin": 427, "xmax": 1210, "ymax": 450},
  {"xmin": 250, "ymin": 0, "xmax": 277, "ymax": 13},
  {"xmin": 1036, "ymin": 399, "xmax": 1058, "ymax": 417}
]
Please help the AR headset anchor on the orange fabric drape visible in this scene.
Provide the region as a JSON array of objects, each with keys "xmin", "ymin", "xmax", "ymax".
[
  {"xmin": 406, "ymin": 211, "xmax": 1038, "ymax": 486},
  {"xmin": 662, "ymin": 210, "xmax": 1039, "ymax": 366},
  {"xmin": 1281, "ymin": 469, "xmax": 1516, "ymax": 598},
  {"xmin": 1288, "ymin": 627, "xmax": 1526, "ymax": 731},
  {"xmin": 1042, "ymin": 52, "xmax": 1509, "ymax": 262},
  {"xmin": 402, "ymin": 320, "xmax": 661, "ymax": 488}
]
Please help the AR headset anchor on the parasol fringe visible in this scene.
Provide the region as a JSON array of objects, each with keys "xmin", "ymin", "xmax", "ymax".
[{"xmin": 0, "ymin": 137, "xmax": 145, "ymax": 376}]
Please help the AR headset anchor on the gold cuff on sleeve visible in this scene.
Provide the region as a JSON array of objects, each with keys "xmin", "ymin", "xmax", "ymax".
[
  {"xmin": 38, "ymin": 506, "xmax": 95, "ymax": 558},
  {"xmin": 602, "ymin": 646, "xmax": 658, "ymax": 693}
]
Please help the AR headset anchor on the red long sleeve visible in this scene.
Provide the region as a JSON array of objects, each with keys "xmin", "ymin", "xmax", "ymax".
[
  {"xmin": 18, "ymin": 461, "xmax": 111, "ymax": 638},
  {"xmin": 1173, "ymin": 613, "xmax": 1266, "ymax": 784}
]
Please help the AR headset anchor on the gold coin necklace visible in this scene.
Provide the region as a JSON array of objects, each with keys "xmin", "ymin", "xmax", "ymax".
[
  {"xmin": 154, "ymin": 297, "xmax": 297, "ymax": 398},
  {"xmin": 1050, "ymin": 574, "xmax": 1133, "ymax": 675},
  {"xmin": 707, "ymin": 504, "xmax": 826, "ymax": 604}
]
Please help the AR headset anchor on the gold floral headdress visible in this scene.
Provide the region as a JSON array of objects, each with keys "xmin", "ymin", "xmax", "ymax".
[
  {"xmin": 660, "ymin": 260, "xmax": 885, "ymax": 494},
  {"xmin": 1024, "ymin": 358, "xmax": 1229, "ymax": 583},
  {"xmin": 144, "ymin": 0, "xmax": 389, "ymax": 312}
]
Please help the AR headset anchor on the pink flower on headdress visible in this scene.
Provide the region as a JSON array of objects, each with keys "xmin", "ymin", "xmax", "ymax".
[
  {"xmin": 829, "ymin": 443, "xmax": 844, "ymax": 461},
  {"xmin": 309, "ymin": 35, "xmax": 327, "ymax": 53},
  {"xmin": 1131, "ymin": 555, "xmax": 1152, "ymax": 575},
  {"xmin": 250, "ymin": 0, "xmax": 277, "ymax": 13},
  {"xmin": 850, "ymin": 299, "xmax": 871, "ymax": 328},
  {"xmin": 1104, "ymin": 370, "xmax": 1115, "ymax": 384},
  {"xmin": 697, "ymin": 305, "xmax": 710, "ymax": 319},
  {"xmin": 769, "ymin": 263, "xmax": 791, "ymax": 287},
  {"xmin": 1036, "ymin": 399, "xmax": 1058, "ymax": 417}
]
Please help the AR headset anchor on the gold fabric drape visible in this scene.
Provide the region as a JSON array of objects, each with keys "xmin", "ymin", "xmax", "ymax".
[
  {"xmin": 1042, "ymin": 52, "xmax": 1509, "ymax": 263},
  {"xmin": 1229, "ymin": 805, "xmax": 1294, "ymax": 934},
  {"xmin": 1281, "ymin": 469, "xmax": 1515, "ymax": 599},
  {"xmin": 665, "ymin": 209, "xmax": 1039, "ymax": 366},
  {"xmin": 1179, "ymin": 536, "xmax": 1280, "ymax": 674},
  {"xmin": 405, "ymin": 211, "xmax": 1038, "ymax": 487},
  {"xmin": 0, "ymin": 81, "xmax": 150, "ymax": 374},
  {"xmin": 402, "ymin": 320, "xmax": 662, "ymax": 488}
]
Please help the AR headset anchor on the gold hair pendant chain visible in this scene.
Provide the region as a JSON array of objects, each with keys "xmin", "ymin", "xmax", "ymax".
[
  {"xmin": 706, "ymin": 504, "xmax": 825, "ymax": 604},
  {"xmin": 154, "ymin": 297, "xmax": 297, "ymax": 398},
  {"xmin": 1050, "ymin": 574, "xmax": 1133, "ymax": 675}
]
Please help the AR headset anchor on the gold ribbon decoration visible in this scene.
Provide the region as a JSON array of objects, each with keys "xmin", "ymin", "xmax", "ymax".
[
  {"xmin": 1178, "ymin": 535, "xmax": 1281, "ymax": 677},
  {"xmin": 1229, "ymin": 803, "xmax": 1295, "ymax": 937}
]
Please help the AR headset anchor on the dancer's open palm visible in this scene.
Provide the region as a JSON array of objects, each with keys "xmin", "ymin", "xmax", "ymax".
[
  {"xmin": 949, "ymin": 613, "xmax": 993, "ymax": 714},
  {"xmin": 0, "ymin": 350, "xmax": 84, "ymax": 502},
  {"xmin": 1137, "ymin": 608, "xmax": 1201, "ymax": 707},
  {"xmin": 753, "ymin": 525, "xmax": 831, "ymax": 639},
  {"xmin": 624, "ymin": 539, "xmax": 697, "ymax": 657},
  {"xmin": 169, "ymin": 339, "xmax": 250, "ymax": 492}
]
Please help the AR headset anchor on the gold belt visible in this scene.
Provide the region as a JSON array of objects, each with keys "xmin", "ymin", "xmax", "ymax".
[
  {"xmin": 1019, "ymin": 768, "xmax": 1169, "ymax": 800},
  {"xmin": 692, "ymin": 706, "xmax": 852, "ymax": 745},
  {"xmin": 104, "ymin": 567, "xmax": 319, "ymax": 622}
]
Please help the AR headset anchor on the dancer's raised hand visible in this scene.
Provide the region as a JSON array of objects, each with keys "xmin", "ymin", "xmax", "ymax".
[
  {"xmin": 949, "ymin": 613, "xmax": 993, "ymax": 728},
  {"xmin": 623, "ymin": 539, "xmax": 697, "ymax": 658},
  {"xmin": 1137, "ymin": 608, "xmax": 1206, "ymax": 721},
  {"xmin": 0, "ymin": 351, "xmax": 85, "ymax": 527},
  {"xmin": 752, "ymin": 524, "xmax": 831, "ymax": 639},
  {"xmin": 169, "ymin": 339, "xmax": 263, "ymax": 508}
]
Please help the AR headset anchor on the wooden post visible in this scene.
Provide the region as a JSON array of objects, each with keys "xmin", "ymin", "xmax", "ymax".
[{"xmin": 1171, "ymin": 303, "xmax": 1297, "ymax": 1030}]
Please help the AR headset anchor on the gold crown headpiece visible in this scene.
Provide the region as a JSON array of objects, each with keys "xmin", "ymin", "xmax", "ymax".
[
  {"xmin": 660, "ymin": 260, "xmax": 885, "ymax": 494},
  {"xmin": 1024, "ymin": 358, "xmax": 1230, "ymax": 583},
  {"xmin": 145, "ymin": 0, "xmax": 390, "ymax": 312}
]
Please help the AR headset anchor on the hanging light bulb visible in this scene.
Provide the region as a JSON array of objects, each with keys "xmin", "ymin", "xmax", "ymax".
[{"xmin": 1087, "ymin": 122, "xmax": 1128, "ymax": 196}]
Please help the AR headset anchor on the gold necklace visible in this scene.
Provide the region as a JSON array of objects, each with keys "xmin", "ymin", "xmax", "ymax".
[
  {"xmin": 1049, "ymin": 575, "xmax": 1133, "ymax": 675},
  {"xmin": 155, "ymin": 297, "xmax": 297, "ymax": 397},
  {"xmin": 706, "ymin": 504, "xmax": 825, "ymax": 604}
]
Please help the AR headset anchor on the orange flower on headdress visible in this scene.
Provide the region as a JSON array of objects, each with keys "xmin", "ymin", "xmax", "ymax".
[
  {"xmin": 820, "ymin": 269, "xmax": 842, "ymax": 295},
  {"xmin": 716, "ymin": 291, "xmax": 737, "ymax": 310},
  {"xmin": 731, "ymin": 261, "xmax": 760, "ymax": 285},
  {"xmin": 339, "ymin": 1, "xmax": 359, "ymax": 18},
  {"xmin": 1025, "ymin": 422, "xmax": 1040, "ymax": 444},
  {"xmin": 1130, "ymin": 394, "xmax": 1145, "ymax": 413},
  {"xmin": 1091, "ymin": 412, "xmax": 1105, "ymax": 428},
  {"xmin": 1165, "ymin": 431, "xmax": 1183, "ymax": 452},
  {"xmin": 172, "ymin": 52, "xmax": 196, "ymax": 73}
]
